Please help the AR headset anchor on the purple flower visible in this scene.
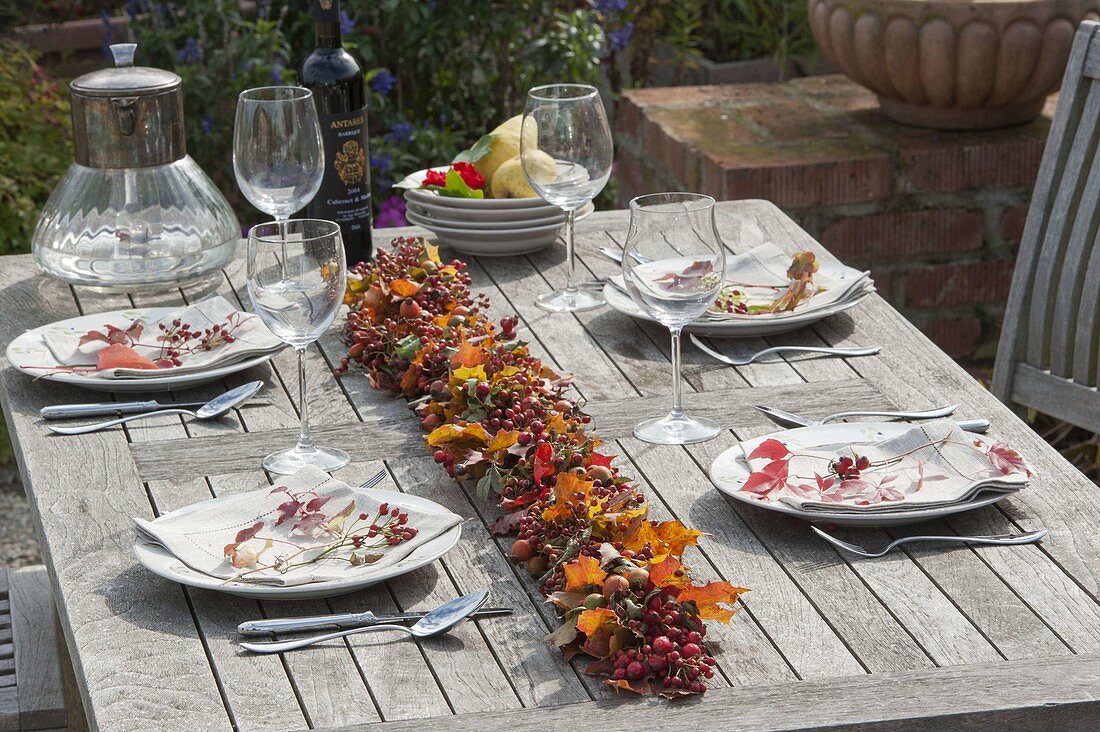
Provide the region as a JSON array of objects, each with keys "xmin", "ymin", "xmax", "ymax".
[
  {"xmin": 200, "ymin": 114, "xmax": 214, "ymax": 134},
  {"xmin": 126, "ymin": 0, "xmax": 140, "ymax": 21},
  {"xmin": 256, "ymin": 0, "xmax": 271, "ymax": 20},
  {"xmin": 594, "ymin": 0, "xmax": 629, "ymax": 12},
  {"xmin": 339, "ymin": 10, "xmax": 355, "ymax": 35},
  {"xmin": 370, "ymin": 153, "xmax": 392, "ymax": 172},
  {"xmin": 375, "ymin": 196, "xmax": 407, "ymax": 228},
  {"xmin": 609, "ymin": 21, "xmax": 634, "ymax": 51},
  {"xmin": 271, "ymin": 61, "xmax": 285, "ymax": 85},
  {"xmin": 386, "ymin": 121, "xmax": 413, "ymax": 144},
  {"xmin": 177, "ymin": 37, "xmax": 202, "ymax": 64},
  {"xmin": 370, "ymin": 69, "xmax": 397, "ymax": 95}
]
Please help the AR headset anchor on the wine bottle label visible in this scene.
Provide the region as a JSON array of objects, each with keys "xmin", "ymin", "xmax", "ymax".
[
  {"xmin": 311, "ymin": 0, "xmax": 340, "ymax": 23},
  {"xmin": 314, "ymin": 107, "xmax": 372, "ymax": 237}
]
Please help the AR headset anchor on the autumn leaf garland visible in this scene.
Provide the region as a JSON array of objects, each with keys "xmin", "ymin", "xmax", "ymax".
[{"xmin": 337, "ymin": 237, "xmax": 747, "ymax": 697}]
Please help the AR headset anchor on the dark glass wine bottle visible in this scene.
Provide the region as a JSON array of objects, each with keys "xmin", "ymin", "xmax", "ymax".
[{"xmin": 300, "ymin": 0, "xmax": 373, "ymax": 263}]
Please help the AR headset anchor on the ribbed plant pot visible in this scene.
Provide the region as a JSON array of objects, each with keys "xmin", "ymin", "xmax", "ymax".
[{"xmin": 808, "ymin": 0, "xmax": 1100, "ymax": 129}]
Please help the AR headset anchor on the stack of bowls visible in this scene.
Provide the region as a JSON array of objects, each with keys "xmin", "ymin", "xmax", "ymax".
[{"xmin": 401, "ymin": 167, "xmax": 592, "ymax": 257}]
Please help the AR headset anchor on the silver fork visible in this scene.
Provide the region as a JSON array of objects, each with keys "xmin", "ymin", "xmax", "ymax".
[
  {"xmin": 812, "ymin": 525, "xmax": 1048, "ymax": 558},
  {"xmin": 690, "ymin": 334, "xmax": 881, "ymax": 366},
  {"xmin": 358, "ymin": 470, "xmax": 387, "ymax": 490}
]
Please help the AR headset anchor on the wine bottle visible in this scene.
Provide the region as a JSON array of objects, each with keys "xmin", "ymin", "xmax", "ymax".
[{"xmin": 300, "ymin": 0, "xmax": 373, "ymax": 263}]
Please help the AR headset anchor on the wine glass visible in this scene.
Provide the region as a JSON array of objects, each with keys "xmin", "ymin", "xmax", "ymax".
[
  {"xmin": 622, "ymin": 193, "xmax": 727, "ymax": 445},
  {"xmin": 521, "ymin": 83, "xmax": 613, "ymax": 313},
  {"xmin": 234, "ymin": 86, "xmax": 324, "ymax": 226},
  {"xmin": 246, "ymin": 219, "xmax": 349, "ymax": 474}
]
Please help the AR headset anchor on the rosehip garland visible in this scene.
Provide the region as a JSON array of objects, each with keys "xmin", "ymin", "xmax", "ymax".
[{"xmin": 337, "ymin": 238, "xmax": 747, "ymax": 698}]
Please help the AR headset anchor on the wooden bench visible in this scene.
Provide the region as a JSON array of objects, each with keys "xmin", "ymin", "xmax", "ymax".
[{"xmin": 0, "ymin": 567, "xmax": 66, "ymax": 731}]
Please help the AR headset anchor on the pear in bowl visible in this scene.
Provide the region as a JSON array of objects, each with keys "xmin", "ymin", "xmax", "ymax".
[
  {"xmin": 473, "ymin": 114, "xmax": 538, "ymax": 187},
  {"xmin": 490, "ymin": 150, "xmax": 556, "ymax": 199}
]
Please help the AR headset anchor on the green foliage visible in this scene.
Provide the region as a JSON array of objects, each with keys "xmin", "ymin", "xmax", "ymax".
[
  {"xmin": 0, "ymin": 41, "xmax": 72, "ymax": 255},
  {"xmin": 698, "ymin": 0, "xmax": 815, "ymax": 65}
]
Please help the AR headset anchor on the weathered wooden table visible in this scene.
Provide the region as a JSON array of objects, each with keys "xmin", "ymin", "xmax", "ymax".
[{"xmin": 2, "ymin": 201, "xmax": 1099, "ymax": 731}]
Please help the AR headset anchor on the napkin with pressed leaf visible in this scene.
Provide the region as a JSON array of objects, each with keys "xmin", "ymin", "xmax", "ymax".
[
  {"xmin": 133, "ymin": 466, "xmax": 463, "ymax": 586},
  {"xmin": 42, "ymin": 296, "xmax": 283, "ymax": 378},
  {"xmin": 738, "ymin": 421, "xmax": 1031, "ymax": 514}
]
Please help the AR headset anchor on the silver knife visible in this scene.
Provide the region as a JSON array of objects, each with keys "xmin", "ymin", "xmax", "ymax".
[
  {"xmin": 41, "ymin": 399, "xmax": 221, "ymax": 420},
  {"xmin": 237, "ymin": 606, "xmax": 513, "ymax": 636},
  {"xmin": 754, "ymin": 404, "xmax": 990, "ymax": 434}
]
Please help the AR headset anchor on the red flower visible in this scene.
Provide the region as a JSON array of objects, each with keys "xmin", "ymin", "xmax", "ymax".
[
  {"xmin": 452, "ymin": 161, "xmax": 486, "ymax": 190},
  {"xmin": 422, "ymin": 168, "xmax": 448, "ymax": 188}
]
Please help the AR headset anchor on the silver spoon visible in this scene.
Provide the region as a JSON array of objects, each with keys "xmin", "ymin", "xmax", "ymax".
[
  {"xmin": 47, "ymin": 380, "xmax": 263, "ymax": 435},
  {"xmin": 240, "ymin": 588, "xmax": 490, "ymax": 653}
]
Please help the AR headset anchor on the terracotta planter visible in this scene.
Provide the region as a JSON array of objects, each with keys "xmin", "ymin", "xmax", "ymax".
[{"xmin": 808, "ymin": 0, "xmax": 1100, "ymax": 129}]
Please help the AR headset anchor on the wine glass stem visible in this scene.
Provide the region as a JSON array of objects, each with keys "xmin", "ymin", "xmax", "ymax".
[
  {"xmin": 295, "ymin": 346, "xmax": 315, "ymax": 453},
  {"xmin": 275, "ymin": 214, "xmax": 289, "ymax": 280},
  {"xmin": 563, "ymin": 208, "xmax": 577, "ymax": 294},
  {"xmin": 669, "ymin": 326, "xmax": 685, "ymax": 420}
]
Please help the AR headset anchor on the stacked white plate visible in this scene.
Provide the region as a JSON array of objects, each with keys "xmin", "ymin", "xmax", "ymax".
[{"xmin": 401, "ymin": 167, "xmax": 592, "ymax": 257}]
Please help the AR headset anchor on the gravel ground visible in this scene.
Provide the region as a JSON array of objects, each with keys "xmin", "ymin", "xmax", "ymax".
[{"xmin": 0, "ymin": 487, "xmax": 42, "ymax": 569}]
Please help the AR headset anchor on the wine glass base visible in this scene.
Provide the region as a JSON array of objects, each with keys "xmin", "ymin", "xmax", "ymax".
[
  {"xmin": 633, "ymin": 414, "xmax": 722, "ymax": 445},
  {"xmin": 535, "ymin": 286, "xmax": 605, "ymax": 313},
  {"xmin": 263, "ymin": 445, "xmax": 350, "ymax": 475}
]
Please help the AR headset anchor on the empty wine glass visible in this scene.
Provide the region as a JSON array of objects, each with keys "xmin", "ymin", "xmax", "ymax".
[
  {"xmin": 247, "ymin": 219, "xmax": 349, "ymax": 474},
  {"xmin": 234, "ymin": 86, "xmax": 324, "ymax": 225},
  {"xmin": 622, "ymin": 193, "xmax": 727, "ymax": 444},
  {"xmin": 521, "ymin": 83, "xmax": 613, "ymax": 313}
]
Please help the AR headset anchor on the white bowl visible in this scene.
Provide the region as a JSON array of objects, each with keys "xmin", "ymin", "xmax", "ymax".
[{"xmin": 400, "ymin": 167, "xmax": 557, "ymax": 210}]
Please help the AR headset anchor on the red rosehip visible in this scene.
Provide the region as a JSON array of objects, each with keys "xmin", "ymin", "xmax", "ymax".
[
  {"xmin": 399, "ymin": 299, "xmax": 421, "ymax": 318},
  {"xmin": 652, "ymin": 635, "xmax": 673, "ymax": 654},
  {"xmin": 511, "ymin": 539, "xmax": 534, "ymax": 562},
  {"xmin": 682, "ymin": 642, "xmax": 702, "ymax": 658},
  {"xmin": 626, "ymin": 661, "xmax": 645, "ymax": 680},
  {"xmin": 602, "ymin": 574, "xmax": 630, "ymax": 599}
]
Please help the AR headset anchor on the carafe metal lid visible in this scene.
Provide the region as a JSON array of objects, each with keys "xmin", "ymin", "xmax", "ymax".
[{"xmin": 70, "ymin": 44, "xmax": 181, "ymax": 98}]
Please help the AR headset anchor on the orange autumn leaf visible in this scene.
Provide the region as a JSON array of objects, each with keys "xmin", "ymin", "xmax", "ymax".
[
  {"xmin": 678, "ymin": 580, "xmax": 748, "ymax": 623},
  {"xmin": 652, "ymin": 520, "xmax": 704, "ymax": 558},
  {"xmin": 485, "ymin": 430, "xmax": 519, "ymax": 454},
  {"xmin": 648, "ymin": 556, "xmax": 691, "ymax": 589},
  {"xmin": 97, "ymin": 343, "xmax": 158, "ymax": 370},
  {"xmin": 450, "ymin": 336, "xmax": 486, "ymax": 368},
  {"xmin": 563, "ymin": 554, "xmax": 607, "ymax": 593},
  {"xmin": 543, "ymin": 472, "xmax": 597, "ymax": 523},
  {"xmin": 575, "ymin": 606, "xmax": 617, "ymax": 637},
  {"xmin": 390, "ymin": 278, "xmax": 420, "ymax": 297},
  {"xmin": 425, "ymin": 422, "xmax": 491, "ymax": 448}
]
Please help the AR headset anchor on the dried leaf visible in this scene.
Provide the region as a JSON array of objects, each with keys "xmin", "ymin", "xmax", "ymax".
[
  {"xmin": 426, "ymin": 422, "xmax": 491, "ymax": 448},
  {"xmin": 678, "ymin": 580, "xmax": 748, "ymax": 623},
  {"xmin": 450, "ymin": 337, "xmax": 486, "ymax": 368},
  {"xmin": 747, "ymin": 438, "xmax": 790, "ymax": 462},
  {"xmin": 389, "ymin": 278, "xmax": 420, "ymax": 297},
  {"xmin": 96, "ymin": 343, "xmax": 158, "ymax": 371},
  {"xmin": 648, "ymin": 556, "xmax": 690, "ymax": 589},
  {"xmin": 563, "ymin": 554, "xmax": 607, "ymax": 593}
]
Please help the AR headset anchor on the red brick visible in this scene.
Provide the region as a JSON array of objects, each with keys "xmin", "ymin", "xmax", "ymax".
[
  {"xmin": 895, "ymin": 135, "xmax": 1047, "ymax": 194},
  {"xmin": 905, "ymin": 261, "xmax": 1015, "ymax": 308},
  {"xmin": 617, "ymin": 95, "xmax": 643, "ymax": 139},
  {"xmin": 722, "ymin": 154, "xmax": 893, "ymax": 208},
  {"xmin": 1001, "ymin": 202, "xmax": 1030, "ymax": 247},
  {"xmin": 821, "ymin": 208, "xmax": 983, "ymax": 261},
  {"xmin": 918, "ymin": 318, "xmax": 983, "ymax": 358}
]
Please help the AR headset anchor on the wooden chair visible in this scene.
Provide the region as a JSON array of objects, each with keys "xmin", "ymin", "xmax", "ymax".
[
  {"xmin": 0, "ymin": 567, "xmax": 66, "ymax": 731},
  {"xmin": 992, "ymin": 20, "xmax": 1100, "ymax": 431}
]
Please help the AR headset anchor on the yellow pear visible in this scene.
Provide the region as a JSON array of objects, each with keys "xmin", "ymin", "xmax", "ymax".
[
  {"xmin": 473, "ymin": 114, "xmax": 538, "ymax": 187},
  {"xmin": 490, "ymin": 151, "xmax": 555, "ymax": 199}
]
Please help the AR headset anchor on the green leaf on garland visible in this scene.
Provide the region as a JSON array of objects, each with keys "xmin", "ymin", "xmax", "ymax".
[
  {"xmin": 394, "ymin": 334, "xmax": 421, "ymax": 360},
  {"xmin": 453, "ymin": 133, "xmax": 496, "ymax": 164},
  {"xmin": 476, "ymin": 465, "xmax": 504, "ymax": 501}
]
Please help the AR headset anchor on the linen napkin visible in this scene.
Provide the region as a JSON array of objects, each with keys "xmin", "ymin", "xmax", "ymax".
[
  {"xmin": 43, "ymin": 296, "xmax": 284, "ymax": 379},
  {"xmin": 608, "ymin": 244, "xmax": 870, "ymax": 321},
  {"xmin": 133, "ymin": 466, "xmax": 463, "ymax": 586},
  {"xmin": 739, "ymin": 421, "xmax": 1030, "ymax": 514}
]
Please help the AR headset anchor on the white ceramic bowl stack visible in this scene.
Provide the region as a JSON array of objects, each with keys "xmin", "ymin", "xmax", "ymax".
[{"xmin": 401, "ymin": 167, "xmax": 591, "ymax": 257}]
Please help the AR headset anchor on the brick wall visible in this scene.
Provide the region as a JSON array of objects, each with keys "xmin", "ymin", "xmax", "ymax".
[{"xmin": 615, "ymin": 75, "xmax": 1055, "ymax": 359}]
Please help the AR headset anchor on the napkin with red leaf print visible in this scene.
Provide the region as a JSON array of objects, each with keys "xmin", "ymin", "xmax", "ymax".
[
  {"xmin": 738, "ymin": 421, "xmax": 1031, "ymax": 514},
  {"xmin": 133, "ymin": 467, "xmax": 462, "ymax": 586}
]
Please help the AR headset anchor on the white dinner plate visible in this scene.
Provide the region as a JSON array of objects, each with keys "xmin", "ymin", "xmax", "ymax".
[
  {"xmin": 5, "ymin": 306, "xmax": 285, "ymax": 393},
  {"xmin": 405, "ymin": 209, "xmax": 563, "ymax": 257},
  {"xmin": 406, "ymin": 202, "xmax": 598, "ymax": 231},
  {"xmin": 709, "ymin": 422, "xmax": 1016, "ymax": 527},
  {"xmin": 604, "ymin": 281, "xmax": 874, "ymax": 337},
  {"xmin": 133, "ymin": 487, "xmax": 463, "ymax": 599}
]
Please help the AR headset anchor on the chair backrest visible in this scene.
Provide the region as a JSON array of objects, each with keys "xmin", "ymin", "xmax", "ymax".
[{"xmin": 992, "ymin": 20, "xmax": 1100, "ymax": 432}]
